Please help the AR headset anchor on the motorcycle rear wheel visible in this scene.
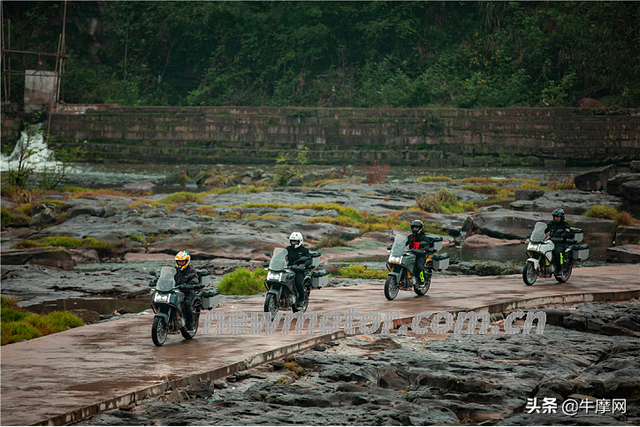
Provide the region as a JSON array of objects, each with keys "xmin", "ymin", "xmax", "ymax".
[
  {"xmin": 522, "ymin": 261, "xmax": 537, "ymax": 286},
  {"xmin": 554, "ymin": 260, "xmax": 573, "ymax": 283},
  {"xmin": 384, "ymin": 275, "xmax": 400, "ymax": 300},
  {"xmin": 293, "ymin": 282, "xmax": 310, "ymax": 313},
  {"xmin": 181, "ymin": 306, "xmax": 200, "ymax": 340},
  {"xmin": 152, "ymin": 316, "xmax": 168, "ymax": 346},
  {"xmin": 264, "ymin": 293, "xmax": 279, "ymax": 320},
  {"xmin": 414, "ymin": 272, "xmax": 431, "ymax": 296}
]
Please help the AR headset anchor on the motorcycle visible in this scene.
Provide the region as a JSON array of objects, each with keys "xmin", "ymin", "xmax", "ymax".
[
  {"xmin": 263, "ymin": 248, "xmax": 328, "ymax": 320},
  {"xmin": 522, "ymin": 222, "xmax": 590, "ymax": 286},
  {"xmin": 384, "ymin": 233, "xmax": 450, "ymax": 300},
  {"xmin": 149, "ymin": 267, "xmax": 220, "ymax": 346}
]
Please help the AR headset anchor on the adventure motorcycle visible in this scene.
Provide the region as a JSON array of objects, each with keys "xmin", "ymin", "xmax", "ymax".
[
  {"xmin": 149, "ymin": 267, "xmax": 220, "ymax": 346},
  {"xmin": 522, "ymin": 222, "xmax": 590, "ymax": 286},
  {"xmin": 263, "ymin": 248, "xmax": 328, "ymax": 320},
  {"xmin": 384, "ymin": 233, "xmax": 450, "ymax": 300}
]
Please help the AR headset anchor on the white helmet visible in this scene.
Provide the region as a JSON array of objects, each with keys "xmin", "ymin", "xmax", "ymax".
[{"xmin": 289, "ymin": 232, "xmax": 303, "ymax": 248}]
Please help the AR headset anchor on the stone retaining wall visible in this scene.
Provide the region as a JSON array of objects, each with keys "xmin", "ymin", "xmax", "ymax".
[{"xmin": 47, "ymin": 106, "xmax": 640, "ymax": 166}]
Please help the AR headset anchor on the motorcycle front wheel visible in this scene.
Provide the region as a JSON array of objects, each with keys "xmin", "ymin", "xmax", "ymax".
[
  {"xmin": 152, "ymin": 316, "xmax": 169, "ymax": 346},
  {"xmin": 264, "ymin": 293, "xmax": 279, "ymax": 320},
  {"xmin": 414, "ymin": 272, "xmax": 431, "ymax": 296},
  {"xmin": 384, "ymin": 275, "xmax": 400, "ymax": 300},
  {"xmin": 554, "ymin": 260, "xmax": 573, "ymax": 283},
  {"xmin": 522, "ymin": 261, "xmax": 538, "ymax": 286}
]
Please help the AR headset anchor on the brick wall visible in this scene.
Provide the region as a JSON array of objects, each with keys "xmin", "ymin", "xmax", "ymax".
[{"xmin": 48, "ymin": 106, "xmax": 640, "ymax": 166}]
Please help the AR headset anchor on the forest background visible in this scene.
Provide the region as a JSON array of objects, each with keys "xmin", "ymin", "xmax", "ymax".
[{"xmin": 3, "ymin": 1, "xmax": 639, "ymax": 109}]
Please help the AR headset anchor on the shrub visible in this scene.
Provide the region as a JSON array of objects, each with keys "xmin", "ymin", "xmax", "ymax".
[
  {"xmin": 13, "ymin": 236, "xmax": 114, "ymax": 257},
  {"xmin": 1, "ymin": 296, "xmax": 84, "ymax": 345},
  {"xmin": 316, "ymin": 235, "xmax": 348, "ymax": 248},
  {"xmin": 417, "ymin": 176, "xmax": 453, "ymax": 182},
  {"xmin": 614, "ymin": 211, "xmax": 637, "ymax": 228},
  {"xmin": 159, "ymin": 192, "xmax": 203, "ymax": 204},
  {"xmin": 583, "ymin": 205, "xmax": 618, "ymax": 220},
  {"xmin": 415, "ymin": 188, "xmax": 472, "ymax": 214},
  {"xmin": 337, "ymin": 264, "xmax": 387, "ymax": 280},
  {"xmin": 217, "ymin": 268, "xmax": 268, "ymax": 295},
  {"xmin": 464, "ymin": 184, "xmax": 499, "ymax": 195}
]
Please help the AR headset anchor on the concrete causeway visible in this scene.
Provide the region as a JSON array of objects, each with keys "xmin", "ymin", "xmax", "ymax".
[{"xmin": 1, "ymin": 265, "xmax": 639, "ymax": 425}]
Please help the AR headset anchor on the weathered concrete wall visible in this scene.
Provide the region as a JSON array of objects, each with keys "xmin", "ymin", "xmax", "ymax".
[{"xmin": 48, "ymin": 106, "xmax": 640, "ymax": 166}]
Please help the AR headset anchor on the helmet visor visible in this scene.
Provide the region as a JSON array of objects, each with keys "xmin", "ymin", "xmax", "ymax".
[
  {"xmin": 290, "ymin": 240, "xmax": 299, "ymax": 246},
  {"xmin": 176, "ymin": 259, "xmax": 187, "ymax": 267}
]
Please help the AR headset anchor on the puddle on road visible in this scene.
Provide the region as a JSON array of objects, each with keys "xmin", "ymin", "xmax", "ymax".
[{"xmin": 24, "ymin": 298, "xmax": 151, "ymax": 315}]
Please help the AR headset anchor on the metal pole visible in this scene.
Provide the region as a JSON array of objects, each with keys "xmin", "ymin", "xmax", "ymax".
[{"xmin": 47, "ymin": 0, "xmax": 67, "ymax": 139}]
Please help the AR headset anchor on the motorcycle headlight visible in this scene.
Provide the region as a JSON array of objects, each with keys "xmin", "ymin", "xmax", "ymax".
[
  {"xmin": 154, "ymin": 293, "xmax": 170, "ymax": 303},
  {"xmin": 267, "ymin": 271, "xmax": 282, "ymax": 281},
  {"xmin": 388, "ymin": 255, "xmax": 402, "ymax": 263}
]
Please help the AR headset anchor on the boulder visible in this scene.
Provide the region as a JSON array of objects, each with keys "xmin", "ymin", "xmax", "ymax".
[
  {"xmin": 620, "ymin": 179, "xmax": 640, "ymax": 202},
  {"xmin": 615, "ymin": 226, "xmax": 640, "ymax": 246},
  {"xmin": 123, "ymin": 181, "xmax": 155, "ymax": 191},
  {"xmin": 377, "ymin": 366, "xmax": 411, "ymax": 390},
  {"xmin": 1, "ymin": 247, "xmax": 73, "ymax": 270},
  {"xmin": 606, "ymin": 245, "xmax": 640, "ymax": 264},
  {"xmin": 29, "ymin": 206, "xmax": 59, "ymax": 228},
  {"xmin": 68, "ymin": 309, "xmax": 100, "ymax": 324},
  {"xmin": 470, "ymin": 211, "xmax": 548, "ymax": 240},
  {"xmin": 606, "ymin": 174, "xmax": 640, "ymax": 196},
  {"xmin": 463, "ymin": 234, "xmax": 522, "ymax": 248},
  {"xmin": 66, "ymin": 206, "xmax": 106, "ymax": 219},
  {"xmin": 514, "ymin": 189, "xmax": 544, "ymax": 201},
  {"xmin": 396, "ymin": 211, "xmax": 431, "ymax": 222},
  {"xmin": 574, "ymin": 165, "xmax": 618, "ymax": 191},
  {"xmin": 630, "ymin": 160, "xmax": 640, "ymax": 173},
  {"xmin": 509, "ymin": 200, "xmax": 534, "ymax": 211}
]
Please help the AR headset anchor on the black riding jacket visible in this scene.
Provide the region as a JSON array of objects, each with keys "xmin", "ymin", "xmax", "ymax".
[
  {"xmin": 545, "ymin": 220, "xmax": 571, "ymax": 240},
  {"xmin": 286, "ymin": 244, "xmax": 311, "ymax": 267},
  {"xmin": 174, "ymin": 265, "xmax": 199, "ymax": 288},
  {"xmin": 406, "ymin": 231, "xmax": 430, "ymax": 250}
]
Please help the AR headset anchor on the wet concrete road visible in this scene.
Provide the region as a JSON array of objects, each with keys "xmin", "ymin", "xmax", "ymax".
[{"xmin": 1, "ymin": 265, "xmax": 639, "ymax": 426}]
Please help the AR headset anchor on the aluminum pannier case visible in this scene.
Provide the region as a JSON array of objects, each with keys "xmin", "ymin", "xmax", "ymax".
[
  {"xmin": 572, "ymin": 244, "xmax": 589, "ymax": 261},
  {"xmin": 197, "ymin": 270, "xmax": 212, "ymax": 287},
  {"xmin": 427, "ymin": 235, "xmax": 443, "ymax": 251},
  {"xmin": 432, "ymin": 252, "xmax": 450, "ymax": 271},
  {"xmin": 201, "ymin": 288, "xmax": 220, "ymax": 310},
  {"xmin": 309, "ymin": 251, "xmax": 322, "ymax": 268},
  {"xmin": 570, "ymin": 228, "xmax": 584, "ymax": 243},
  {"xmin": 311, "ymin": 269, "xmax": 329, "ymax": 289}
]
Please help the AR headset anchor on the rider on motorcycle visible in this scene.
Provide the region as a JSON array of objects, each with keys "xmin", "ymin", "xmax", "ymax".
[
  {"xmin": 286, "ymin": 232, "xmax": 311, "ymax": 308},
  {"xmin": 406, "ymin": 220, "xmax": 430, "ymax": 285},
  {"xmin": 544, "ymin": 208, "xmax": 572, "ymax": 272},
  {"xmin": 174, "ymin": 251, "xmax": 199, "ymax": 331}
]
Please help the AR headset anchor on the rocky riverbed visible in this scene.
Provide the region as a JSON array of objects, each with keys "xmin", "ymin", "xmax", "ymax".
[
  {"xmin": 2, "ymin": 172, "xmax": 640, "ymax": 311},
  {"xmin": 80, "ymin": 300, "xmax": 640, "ymax": 426}
]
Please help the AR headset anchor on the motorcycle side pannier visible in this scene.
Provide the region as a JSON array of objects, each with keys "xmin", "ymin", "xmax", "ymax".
[
  {"xmin": 569, "ymin": 228, "xmax": 584, "ymax": 243},
  {"xmin": 202, "ymin": 288, "xmax": 220, "ymax": 310},
  {"xmin": 432, "ymin": 252, "xmax": 450, "ymax": 271},
  {"xmin": 309, "ymin": 251, "xmax": 322, "ymax": 268},
  {"xmin": 427, "ymin": 235, "xmax": 443, "ymax": 251},
  {"xmin": 311, "ymin": 269, "xmax": 329, "ymax": 289},
  {"xmin": 572, "ymin": 244, "xmax": 590, "ymax": 261}
]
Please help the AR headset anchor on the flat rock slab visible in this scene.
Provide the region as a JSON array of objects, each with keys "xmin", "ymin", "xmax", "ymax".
[
  {"xmin": 1, "ymin": 265, "xmax": 639, "ymax": 426},
  {"xmin": 1, "ymin": 247, "xmax": 74, "ymax": 271}
]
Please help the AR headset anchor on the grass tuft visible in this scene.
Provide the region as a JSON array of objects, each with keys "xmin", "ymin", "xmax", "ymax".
[
  {"xmin": 217, "ymin": 268, "xmax": 268, "ymax": 296},
  {"xmin": 337, "ymin": 264, "xmax": 387, "ymax": 280}
]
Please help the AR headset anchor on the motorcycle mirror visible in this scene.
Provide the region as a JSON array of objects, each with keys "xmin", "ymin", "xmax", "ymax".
[
  {"xmin": 390, "ymin": 236, "xmax": 395, "ymax": 241},
  {"xmin": 264, "ymin": 251, "xmax": 272, "ymax": 257},
  {"xmin": 262, "ymin": 261, "xmax": 269, "ymax": 268},
  {"xmin": 386, "ymin": 245, "xmax": 392, "ymax": 250},
  {"xmin": 527, "ymin": 224, "xmax": 533, "ymax": 229},
  {"xmin": 149, "ymin": 271, "xmax": 157, "ymax": 276}
]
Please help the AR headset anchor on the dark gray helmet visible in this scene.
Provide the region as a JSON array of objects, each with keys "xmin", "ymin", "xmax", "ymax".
[
  {"xmin": 551, "ymin": 208, "xmax": 565, "ymax": 221},
  {"xmin": 411, "ymin": 219, "xmax": 424, "ymax": 235}
]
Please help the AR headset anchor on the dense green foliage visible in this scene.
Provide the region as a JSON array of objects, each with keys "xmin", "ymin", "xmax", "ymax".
[
  {"xmin": 4, "ymin": 2, "xmax": 639, "ymax": 108},
  {"xmin": 217, "ymin": 267, "xmax": 267, "ymax": 295}
]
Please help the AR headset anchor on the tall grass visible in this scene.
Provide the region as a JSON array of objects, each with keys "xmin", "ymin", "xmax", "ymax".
[
  {"xmin": 217, "ymin": 268, "xmax": 268, "ymax": 295},
  {"xmin": 13, "ymin": 236, "xmax": 114, "ymax": 256},
  {"xmin": 417, "ymin": 176, "xmax": 454, "ymax": 182},
  {"xmin": 415, "ymin": 188, "xmax": 474, "ymax": 214},
  {"xmin": 1, "ymin": 296, "xmax": 84, "ymax": 345},
  {"xmin": 337, "ymin": 264, "xmax": 387, "ymax": 280},
  {"xmin": 583, "ymin": 205, "xmax": 637, "ymax": 229}
]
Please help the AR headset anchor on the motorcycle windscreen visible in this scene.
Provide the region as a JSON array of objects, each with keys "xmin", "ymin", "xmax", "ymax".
[
  {"xmin": 157, "ymin": 266, "xmax": 177, "ymax": 292},
  {"xmin": 530, "ymin": 222, "xmax": 547, "ymax": 243},
  {"xmin": 269, "ymin": 247, "xmax": 288, "ymax": 271},
  {"xmin": 390, "ymin": 234, "xmax": 408, "ymax": 257}
]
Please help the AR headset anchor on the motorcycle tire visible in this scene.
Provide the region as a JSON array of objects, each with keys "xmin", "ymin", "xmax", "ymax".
[
  {"xmin": 264, "ymin": 293, "xmax": 279, "ymax": 321},
  {"xmin": 554, "ymin": 260, "xmax": 573, "ymax": 283},
  {"xmin": 414, "ymin": 271, "xmax": 431, "ymax": 296},
  {"xmin": 152, "ymin": 316, "xmax": 169, "ymax": 346},
  {"xmin": 181, "ymin": 306, "xmax": 200, "ymax": 340},
  {"xmin": 384, "ymin": 275, "xmax": 400, "ymax": 300},
  {"xmin": 293, "ymin": 281, "xmax": 311, "ymax": 313},
  {"xmin": 522, "ymin": 261, "xmax": 537, "ymax": 286}
]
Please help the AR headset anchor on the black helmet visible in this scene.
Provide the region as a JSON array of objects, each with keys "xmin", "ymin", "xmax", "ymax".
[
  {"xmin": 410, "ymin": 219, "xmax": 424, "ymax": 236},
  {"xmin": 551, "ymin": 208, "xmax": 565, "ymax": 222}
]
